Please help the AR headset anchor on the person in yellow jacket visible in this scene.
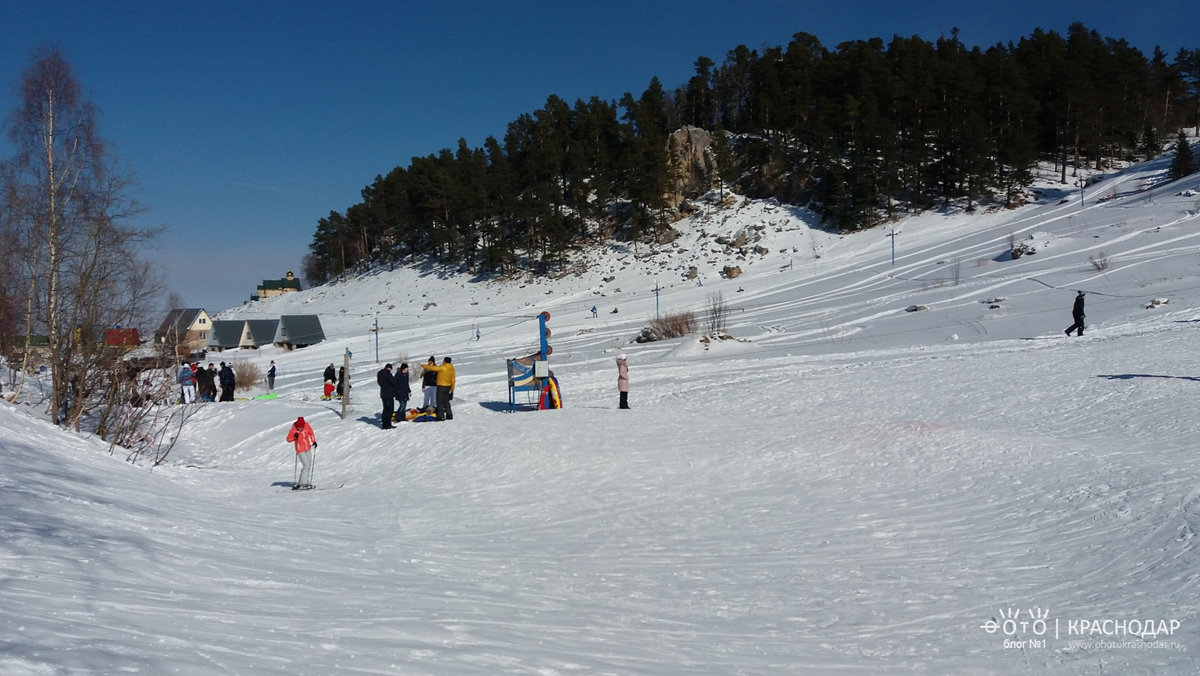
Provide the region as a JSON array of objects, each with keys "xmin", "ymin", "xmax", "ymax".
[{"xmin": 422, "ymin": 356, "xmax": 456, "ymax": 421}]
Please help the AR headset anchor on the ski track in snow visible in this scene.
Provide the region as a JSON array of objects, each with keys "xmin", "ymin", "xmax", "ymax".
[{"xmin": 2, "ymin": 154, "xmax": 1200, "ymax": 674}]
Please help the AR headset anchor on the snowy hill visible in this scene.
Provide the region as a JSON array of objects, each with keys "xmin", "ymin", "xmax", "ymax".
[{"xmin": 3, "ymin": 150, "xmax": 1200, "ymax": 674}]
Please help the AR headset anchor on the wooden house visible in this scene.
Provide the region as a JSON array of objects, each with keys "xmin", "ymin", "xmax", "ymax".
[{"xmin": 154, "ymin": 309, "xmax": 213, "ymax": 355}]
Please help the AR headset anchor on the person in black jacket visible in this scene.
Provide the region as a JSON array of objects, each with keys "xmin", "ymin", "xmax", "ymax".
[
  {"xmin": 218, "ymin": 362, "xmax": 236, "ymax": 401},
  {"xmin": 395, "ymin": 363, "xmax": 411, "ymax": 422},
  {"xmin": 421, "ymin": 356, "xmax": 437, "ymax": 410},
  {"xmin": 1065, "ymin": 290, "xmax": 1086, "ymax": 337},
  {"xmin": 376, "ymin": 364, "xmax": 397, "ymax": 429},
  {"xmin": 194, "ymin": 363, "xmax": 213, "ymax": 402},
  {"xmin": 323, "ymin": 363, "xmax": 336, "ymax": 384}
]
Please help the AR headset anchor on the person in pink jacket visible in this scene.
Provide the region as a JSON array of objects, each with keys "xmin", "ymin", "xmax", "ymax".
[
  {"xmin": 616, "ymin": 353, "xmax": 630, "ymax": 409},
  {"xmin": 285, "ymin": 416, "xmax": 317, "ymax": 490}
]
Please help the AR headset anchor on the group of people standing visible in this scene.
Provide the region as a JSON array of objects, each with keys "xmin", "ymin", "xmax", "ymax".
[
  {"xmin": 376, "ymin": 356, "xmax": 456, "ymax": 428},
  {"xmin": 177, "ymin": 361, "xmax": 237, "ymax": 403},
  {"xmin": 321, "ymin": 364, "xmax": 346, "ymax": 400}
]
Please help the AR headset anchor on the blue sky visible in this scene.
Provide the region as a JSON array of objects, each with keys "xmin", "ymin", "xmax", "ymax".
[{"xmin": 2, "ymin": 0, "xmax": 1196, "ymax": 314}]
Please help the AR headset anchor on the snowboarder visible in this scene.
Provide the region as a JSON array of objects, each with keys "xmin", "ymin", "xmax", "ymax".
[
  {"xmin": 285, "ymin": 416, "xmax": 317, "ymax": 490},
  {"xmin": 267, "ymin": 360, "xmax": 276, "ymax": 392},
  {"xmin": 395, "ymin": 363, "xmax": 411, "ymax": 422},
  {"xmin": 177, "ymin": 361, "xmax": 196, "ymax": 404},
  {"xmin": 1065, "ymin": 290, "xmax": 1086, "ymax": 337},
  {"xmin": 423, "ymin": 356, "xmax": 456, "ymax": 421},
  {"xmin": 616, "ymin": 353, "xmax": 630, "ymax": 409},
  {"xmin": 377, "ymin": 363, "xmax": 397, "ymax": 429},
  {"xmin": 421, "ymin": 357, "xmax": 438, "ymax": 410}
]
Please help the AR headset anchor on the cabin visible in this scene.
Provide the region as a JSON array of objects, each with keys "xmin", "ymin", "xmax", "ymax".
[
  {"xmin": 251, "ymin": 270, "xmax": 302, "ymax": 302},
  {"xmin": 274, "ymin": 315, "xmax": 325, "ymax": 350},
  {"xmin": 153, "ymin": 309, "xmax": 213, "ymax": 356},
  {"xmin": 241, "ymin": 319, "xmax": 281, "ymax": 349},
  {"xmin": 206, "ymin": 320, "xmax": 245, "ymax": 352}
]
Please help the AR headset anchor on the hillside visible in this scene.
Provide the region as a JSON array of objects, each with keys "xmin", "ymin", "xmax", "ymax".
[{"xmin": 2, "ymin": 150, "xmax": 1200, "ymax": 674}]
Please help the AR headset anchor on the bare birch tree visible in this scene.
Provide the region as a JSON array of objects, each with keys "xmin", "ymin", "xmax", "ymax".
[{"xmin": 3, "ymin": 46, "xmax": 162, "ymax": 425}]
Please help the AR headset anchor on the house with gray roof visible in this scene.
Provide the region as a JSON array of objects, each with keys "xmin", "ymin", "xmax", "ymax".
[{"xmin": 274, "ymin": 315, "xmax": 325, "ymax": 349}]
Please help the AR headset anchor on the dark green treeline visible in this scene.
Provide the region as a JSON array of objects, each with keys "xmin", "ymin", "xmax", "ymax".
[{"xmin": 305, "ymin": 23, "xmax": 1199, "ymax": 283}]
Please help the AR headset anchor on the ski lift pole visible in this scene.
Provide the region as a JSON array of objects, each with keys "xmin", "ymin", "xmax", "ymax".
[
  {"xmin": 373, "ymin": 312, "xmax": 379, "ymax": 363},
  {"xmin": 887, "ymin": 227, "xmax": 901, "ymax": 265},
  {"xmin": 654, "ymin": 278, "xmax": 660, "ymax": 319}
]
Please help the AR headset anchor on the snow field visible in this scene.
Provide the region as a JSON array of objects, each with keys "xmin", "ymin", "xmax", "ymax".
[{"xmin": 1, "ymin": 149, "xmax": 1199, "ymax": 673}]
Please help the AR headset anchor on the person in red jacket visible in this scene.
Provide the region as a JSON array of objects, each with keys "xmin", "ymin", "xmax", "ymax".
[{"xmin": 285, "ymin": 416, "xmax": 317, "ymax": 490}]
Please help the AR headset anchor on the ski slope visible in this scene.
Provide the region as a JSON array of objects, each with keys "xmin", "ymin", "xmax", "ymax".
[{"xmin": 2, "ymin": 150, "xmax": 1200, "ymax": 674}]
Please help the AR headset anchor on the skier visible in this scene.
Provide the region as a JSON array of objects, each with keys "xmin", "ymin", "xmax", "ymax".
[
  {"xmin": 285, "ymin": 416, "xmax": 317, "ymax": 490},
  {"xmin": 178, "ymin": 361, "xmax": 197, "ymax": 404},
  {"xmin": 322, "ymin": 363, "xmax": 336, "ymax": 385},
  {"xmin": 421, "ymin": 356, "xmax": 438, "ymax": 410},
  {"xmin": 610, "ymin": 307, "xmax": 618, "ymax": 314},
  {"xmin": 1064, "ymin": 290, "xmax": 1086, "ymax": 337},
  {"xmin": 336, "ymin": 366, "xmax": 346, "ymax": 399},
  {"xmin": 423, "ymin": 356, "xmax": 456, "ymax": 421},
  {"xmin": 476, "ymin": 328, "xmax": 482, "ymax": 341},
  {"xmin": 616, "ymin": 353, "xmax": 630, "ymax": 409},
  {"xmin": 267, "ymin": 360, "xmax": 276, "ymax": 392},
  {"xmin": 376, "ymin": 363, "xmax": 397, "ymax": 429},
  {"xmin": 395, "ymin": 363, "xmax": 411, "ymax": 422},
  {"xmin": 591, "ymin": 306, "xmax": 598, "ymax": 318}
]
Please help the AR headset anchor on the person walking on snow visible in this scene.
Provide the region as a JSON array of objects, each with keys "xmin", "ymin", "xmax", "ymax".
[
  {"xmin": 286, "ymin": 416, "xmax": 317, "ymax": 490},
  {"xmin": 267, "ymin": 360, "xmax": 276, "ymax": 392},
  {"xmin": 395, "ymin": 363, "xmax": 411, "ymax": 422},
  {"xmin": 616, "ymin": 353, "xmax": 630, "ymax": 409},
  {"xmin": 423, "ymin": 356, "xmax": 456, "ymax": 421},
  {"xmin": 377, "ymin": 363, "xmax": 397, "ymax": 429},
  {"xmin": 421, "ymin": 357, "xmax": 438, "ymax": 410},
  {"xmin": 178, "ymin": 361, "xmax": 196, "ymax": 404},
  {"xmin": 1065, "ymin": 290, "xmax": 1086, "ymax": 337}
]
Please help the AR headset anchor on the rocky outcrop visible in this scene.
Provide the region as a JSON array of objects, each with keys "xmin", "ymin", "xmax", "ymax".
[
  {"xmin": 722, "ymin": 265, "xmax": 743, "ymax": 279},
  {"xmin": 667, "ymin": 125, "xmax": 716, "ymax": 207}
]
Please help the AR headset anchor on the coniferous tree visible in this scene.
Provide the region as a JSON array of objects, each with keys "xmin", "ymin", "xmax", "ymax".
[{"xmin": 1171, "ymin": 131, "xmax": 1197, "ymax": 180}]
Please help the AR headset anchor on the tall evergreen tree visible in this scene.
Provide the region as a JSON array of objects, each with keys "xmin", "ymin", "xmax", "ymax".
[{"xmin": 1170, "ymin": 131, "xmax": 1197, "ymax": 180}]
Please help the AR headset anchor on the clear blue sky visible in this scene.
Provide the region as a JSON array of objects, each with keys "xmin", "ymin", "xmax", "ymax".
[{"xmin": 2, "ymin": 0, "xmax": 1195, "ymax": 313}]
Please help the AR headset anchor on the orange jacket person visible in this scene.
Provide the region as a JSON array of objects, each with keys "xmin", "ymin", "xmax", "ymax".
[{"xmin": 286, "ymin": 416, "xmax": 317, "ymax": 490}]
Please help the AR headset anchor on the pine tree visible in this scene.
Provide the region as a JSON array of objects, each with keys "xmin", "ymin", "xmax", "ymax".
[{"xmin": 1170, "ymin": 131, "xmax": 1196, "ymax": 181}]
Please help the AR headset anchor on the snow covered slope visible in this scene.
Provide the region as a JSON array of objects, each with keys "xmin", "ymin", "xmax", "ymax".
[{"xmin": 3, "ymin": 152, "xmax": 1200, "ymax": 674}]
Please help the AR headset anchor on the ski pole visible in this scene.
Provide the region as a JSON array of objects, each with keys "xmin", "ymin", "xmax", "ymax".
[
  {"xmin": 293, "ymin": 453, "xmax": 298, "ymax": 487},
  {"xmin": 309, "ymin": 446, "xmax": 318, "ymax": 488}
]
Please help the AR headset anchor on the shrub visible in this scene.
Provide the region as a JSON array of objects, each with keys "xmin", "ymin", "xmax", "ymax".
[
  {"xmin": 705, "ymin": 292, "xmax": 730, "ymax": 335},
  {"xmin": 647, "ymin": 310, "xmax": 697, "ymax": 341},
  {"xmin": 233, "ymin": 360, "xmax": 261, "ymax": 391}
]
